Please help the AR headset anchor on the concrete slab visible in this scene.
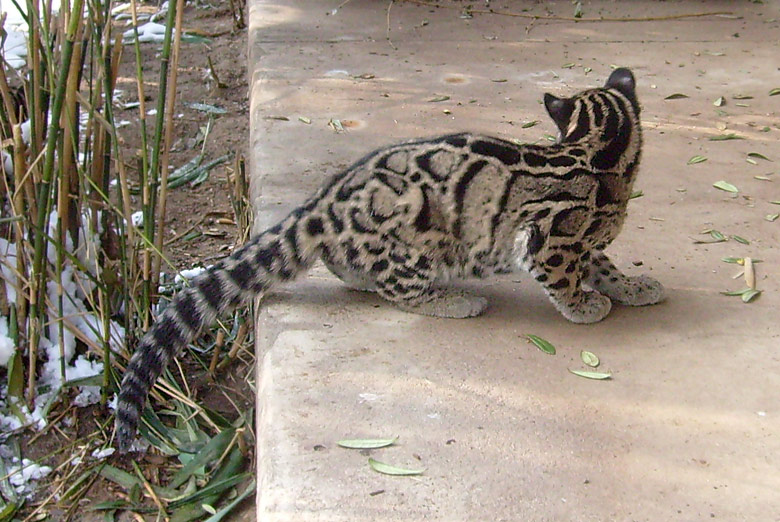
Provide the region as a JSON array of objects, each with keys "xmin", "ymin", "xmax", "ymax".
[{"xmin": 249, "ymin": 1, "xmax": 780, "ymax": 520}]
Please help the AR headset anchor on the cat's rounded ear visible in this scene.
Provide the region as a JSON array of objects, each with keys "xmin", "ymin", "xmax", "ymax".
[
  {"xmin": 544, "ymin": 93, "xmax": 574, "ymax": 127},
  {"xmin": 605, "ymin": 68, "xmax": 636, "ymax": 97}
]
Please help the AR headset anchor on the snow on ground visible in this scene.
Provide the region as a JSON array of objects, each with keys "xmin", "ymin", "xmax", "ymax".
[{"xmin": 0, "ymin": 210, "xmax": 124, "ymax": 497}]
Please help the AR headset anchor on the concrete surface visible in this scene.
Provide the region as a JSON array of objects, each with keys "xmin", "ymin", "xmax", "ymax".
[{"xmin": 248, "ymin": 1, "xmax": 780, "ymax": 520}]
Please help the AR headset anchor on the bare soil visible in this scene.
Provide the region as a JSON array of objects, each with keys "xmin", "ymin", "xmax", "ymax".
[{"xmin": 21, "ymin": 3, "xmax": 255, "ymax": 520}]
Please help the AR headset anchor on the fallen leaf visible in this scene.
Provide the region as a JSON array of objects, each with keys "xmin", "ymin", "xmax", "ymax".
[
  {"xmin": 580, "ymin": 351, "xmax": 600, "ymax": 368},
  {"xmin": 584, "ymin": 67, "xmax": 592, "ymax": 74},
  {"xmin": 754, "ymin": 175, "xmax": 772, "ymax": 181},
  {"xmin": 766, "ymin": 214, "xmax": 779, "ymax": 222},
  {"xmin": 770, "ymin": 88, "xmax": 780, "ymax": 96},
  {"xmin": 522, "ymin": 120, "xmax": 540, "ymax": 128},
  {"xmin": 710, "ymin": 230, "xmax": 726, "ymax": 241},
  {"xmin": 732, "ymin": 94, "xmax": 753, "ymax": 100},
  {"xmin": 629, "ymin": 190, "xmax": 644, "ymax": 199},
  {"xmin": 568, "ymin": 369, "xmax": 612, "ymax": 380},
  {"xmin": 562, "ymin": 63, "xmax": 575, "ymax": 69},
  {"xmin": 338, "ymin": 438, "xmax": 397, "ymax": 449},
  {"xmin": 298, "ymin": 116, "xmax": 312, "ymax": 124},
  {"xmin": 491, "ymin": 78, "xmax": 508, "ymax": 83},
  {"xmin": 713, "ymin": 96, "xmax": 726, "ymax": 107},
  {"xmin": 665, "ymin": 93, "xmax": 689, "ymax": 100},
  {"xmin": 427, "ymin": 94, "xmax": 450, "ymax": 103},
  {"xmin": 741, "ymin": 289, "xmax": 761, "ymax": 303},
  {"xmin": 368, "ymin": 458, "xmax": 425, "ymax": 476},
  {"xmin": 709, "ymin": 133, "xmax": 744, "ymax": 141},
  {"xmin": 721, "ymin": 288, "xmax": 751, "ymax": 296},
  {"xmin": 525, "ymin": 334, "xmax": 556, "ymax": 355},
  {"xmin": 188, "ymin": 102, "xmax": 227, "ymax": 114},
  {"xmin": 730, "ymin": 235, "xmax": 750, "ymax": 245},
  {"xmin": 713, "ymin": 181, "xmax": 738, "ymax": 193},
  {"xmin": 747, "ymin": 152, "xmax": 772, "ymax": 161},
  {"xmin": 687, "ymin": 155, "xmax": 707, "ymax": 165}
]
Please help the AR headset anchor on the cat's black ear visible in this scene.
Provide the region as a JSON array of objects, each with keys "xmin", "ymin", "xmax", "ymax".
[
  {"xmin": 605, "ymin": 68, "xmax": 636, "ymax": 97},
  {"xmin": 544, "ymin": 93, "xmax": 574, "ymax": 128}
]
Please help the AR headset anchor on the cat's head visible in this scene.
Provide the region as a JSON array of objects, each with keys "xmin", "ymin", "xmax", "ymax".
[{"xmin": 543, "ymin": 68, "xmax": 640, "ymax": 144}]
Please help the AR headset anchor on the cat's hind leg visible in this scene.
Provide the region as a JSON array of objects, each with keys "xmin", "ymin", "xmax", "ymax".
[
  {"xmin": 372, "ymin": 245, "xmax": 487, "ymax": 319},
  {"xmin": 322, "ymin": 256, "xmax": 377, "ymax": 292}
]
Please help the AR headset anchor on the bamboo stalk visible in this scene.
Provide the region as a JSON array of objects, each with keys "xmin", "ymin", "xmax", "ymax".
[
  {"xmin": 28, "ymin": 0, "xmax": 85, "ymax": 401},
  {"xmin": 151, "ymin": 0, "xmax": 185, "ymax": 290}
]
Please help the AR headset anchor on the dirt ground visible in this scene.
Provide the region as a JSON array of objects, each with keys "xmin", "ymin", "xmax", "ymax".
[{"xmin": 19, "ymin": 2, "xmax": 255, "ymax": 519}]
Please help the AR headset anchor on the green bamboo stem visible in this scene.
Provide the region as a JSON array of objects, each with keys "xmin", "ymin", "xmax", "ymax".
[{"xmin": 29, "ymin": 0, "xmax": 84, "ymax": 401}]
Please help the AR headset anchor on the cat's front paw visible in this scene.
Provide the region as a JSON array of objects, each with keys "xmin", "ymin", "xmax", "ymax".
[
  {"xmin": 559, "ymin": 291, "xmax": 612, "ymax": 324},
  {"xmin": 613, "ymin": 275, "xmax": 665, "ymax": 306}
]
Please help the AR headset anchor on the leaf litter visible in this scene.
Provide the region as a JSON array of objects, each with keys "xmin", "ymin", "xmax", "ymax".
[
  {"xmin": 712, "ymin": 180, "xmax": 738, "ymax": 193},
  {"xmin": 525, "ymin": 334, "xmax": 556, "ymax": 355},
  {"xmin": 368, "ymin": 458, "xmax": 425, "ymax": 476},
  {"xmin": 568, "ymin": 369, "xmax": 612, "ymax": 380},
  {"xmin": 337, "ymin": 438, "xmax": 398, "ymax": 449},
  {"xmin": 580, "ymin": 351, "xmax": 600, "ymax": 368}
]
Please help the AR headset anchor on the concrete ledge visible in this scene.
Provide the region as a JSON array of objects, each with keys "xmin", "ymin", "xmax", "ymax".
[{"xmin": 249, "ymin": 1, "xmax": 780, "ymax": 519}]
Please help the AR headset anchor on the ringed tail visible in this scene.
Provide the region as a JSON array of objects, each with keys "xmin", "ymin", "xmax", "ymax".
[{"xmin": 115, "ymin": 208, "xmax": 323, "ymax": 452}]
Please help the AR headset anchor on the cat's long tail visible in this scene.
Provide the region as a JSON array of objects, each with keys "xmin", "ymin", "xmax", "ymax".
[{"xmin": 115, "ymin": 207, "xmax": 325, "ymax": 452}]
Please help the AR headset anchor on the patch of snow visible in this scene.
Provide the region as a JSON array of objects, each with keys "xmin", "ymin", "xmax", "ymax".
[
  {"xmin": 122, "ymin": 22, "xmax": 173, "ymax": 43},
  {"xmin": 175, "ymin": 266, "xmax": 208, "ymax": 284},
  {"xmin": 91, "ymin": 447, "xmax": 115, "ymax": 459},
  {"xmin": 0, "ymin": 317, "xmax": 15, "ymax": 367},
  {"xmin": 7, "ymin": 458, "xmax": 52, "ymax": 496}
]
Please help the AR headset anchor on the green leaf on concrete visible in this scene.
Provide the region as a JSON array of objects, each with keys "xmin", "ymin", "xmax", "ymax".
[
  {"xmin": 664, "ymin": 93, "xmax": 689, "ymax": 100},
  {"xmin": 427, "ymin": 94, "xmax": 450, "ymax": 102},
  {"xmin": 721, "ymin": 288, "xmax": 751, "ymax": 296},
  {"xmin": 770, "ymin": 88, "xmax": 780, "ymax": 96},
  {"xmin": 368, "ymin": 458, "xmax": 425, "ymax": 476},
  {"xmin": 732, "ymin": 94, "xmax": 753, "ymax": 100},
  {"xmin": 771, "ymin": 201, "xmax": 780, "ymax": 205},
  {"xmin": 709, "ymin": 133, "xmax": 744, "ymax": 141},
  {"xmin": 580, "ymin": 351, "xmax": 600, "ymax": 368},
  {"xmin": 713, "ymin": 180, "xmax": 738, "ymax": 193},
  {"xmin": 629, "ymin": 190, "xmax": 643, "ymax": 199},
  {"xmin": 562, "ymin": 63, "xmax": 576, "ymax": 69},
  {"xmin": 710, "ymin": 230, "xmax": 726, "ymax": 241},
  {"xmin": 747, "ymin": 152, "xmax": 772, "ymax": 161},
  {"xmin": 568, "ymin": 369, "xmax": 612, "ymax": 380},
  {"xmin": 687, "ymin": 155, "xmax": 707, "ymax": 165},
  {"xmin": 741, "ymin": 289, "xmax": 762, "ymax": 303},
  {"xmin": 525, "ymin": 334, "xmax": 556, "ymax": 355},
  {"xmin": 298, "ymin": 116, "xmax": 311, "ymax": 124},
  {"xmin": 766, "ymin": 213, "xmax": 779, "ymax": 222},
  {"xmin": 713, "ymin": 96, "xmax": 726, "ymax": 106},
  {"xmin": 337, "ymin": 438, "xmax": 398, "ymax": 449},
  {"xmin": 730, "ymin": 235, "xmax": 750, "ymax": 245},
  {"xmin": 522, "ymin": 120, "xmax": 540, "ymax": 128}
]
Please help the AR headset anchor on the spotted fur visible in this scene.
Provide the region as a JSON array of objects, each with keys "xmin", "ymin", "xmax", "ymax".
[{"xmin": 115, "ymin": 68, "xmax": 664, "ymax": 451}]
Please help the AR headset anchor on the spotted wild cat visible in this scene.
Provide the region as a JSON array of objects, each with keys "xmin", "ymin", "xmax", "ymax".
[{"xmin": 116, "ymin": 67, "xmax": 664, "ymax": 451}]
